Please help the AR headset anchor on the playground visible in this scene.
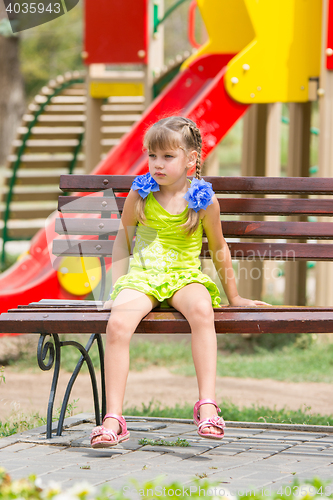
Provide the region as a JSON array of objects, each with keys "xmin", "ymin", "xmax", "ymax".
[
  {"xmin": 1, "ymin": 0, "xmax": 333, "ymax": 495},
  {"xmin": 0, "ymin": 0, "xmax": 330, "ymax": 309}
]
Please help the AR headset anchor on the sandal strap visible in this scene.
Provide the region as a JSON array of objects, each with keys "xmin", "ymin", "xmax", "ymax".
[
  {"xmin": 90, "ymin": 425, "xmax": 118, "ymax": 442},
  {"xmin": 102, "ymin": 413, "xmax": 127, "ymax": 433},
  {"xmin": 198, "ymin": 416, "xmax": 225, "ymax": 432},
  {"xmin": 193, "ymin": 399, "xmax": 221, "ymax": 423}
]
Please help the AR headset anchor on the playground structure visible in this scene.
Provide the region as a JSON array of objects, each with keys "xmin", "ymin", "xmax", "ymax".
[{"xmin": 0, "ymin": 0, "xmax": 332, "ymax": 317}]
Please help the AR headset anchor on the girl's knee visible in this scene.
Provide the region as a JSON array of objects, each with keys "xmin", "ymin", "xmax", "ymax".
[
  {"xmin": 106, "ymin": 314, "xmax": 132, "ymax": 343},
  {"xmin": 187, "ymin": 300, "xmax": 214, "ymax": 325}
]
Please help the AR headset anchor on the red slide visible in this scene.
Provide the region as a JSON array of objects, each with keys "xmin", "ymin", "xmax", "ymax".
[{"xmin": 0, "ymin": 54, "xmax": 249, "ymax": 318}]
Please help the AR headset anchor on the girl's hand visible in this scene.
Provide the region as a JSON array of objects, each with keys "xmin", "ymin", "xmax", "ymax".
[
  {"xmin": 229, "ymin": 295, "xmax": 271, "ymax": 307},
  {"xmin": 103, "ymin": 299, "xmax": 114, "ymax": 310}
]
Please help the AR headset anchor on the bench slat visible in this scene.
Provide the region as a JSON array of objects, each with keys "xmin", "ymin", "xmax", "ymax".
[
  {"xmin": 222, "ymin": 220, "xmax": 333, "ymax": 239},
  {"xmin": 54, "ymin": 218, "xmax": 333, "ymax": 239},
  {"xmin": 58, "ymin": 196, "xmax": 120, "ymax": 213},
  {"xmin": 52, "ymin": 239, "xmax": 333, "ymax": 260},
  {"xmin": 52, "ymin": 239, "xmax": 115, "ymax": 257},
  {"xmin": 55, "ymin": 218, "xmax": 120, "ymax": 235},
  {"xmin": 226, "ymin": 242, "xmax": 333, "ymax": 261},
  {"xmin": 59, "ymin": 175, "xmax": 333, "ymax": 194},
  {"xmin": 1, "ymin": 310, "xmax": 333, "ymax": 334},
  {"xmin": 11, "ymin": 305, "xmax": 333, "ymax": 313},
  {"xmin": 58, "ymin": 196, "xmax": 333, "ymax": 216}
]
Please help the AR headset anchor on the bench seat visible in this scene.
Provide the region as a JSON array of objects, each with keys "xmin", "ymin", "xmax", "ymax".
[{"xmin": 1, "ymin": 173, "xmax": 333, "ymax": 439}]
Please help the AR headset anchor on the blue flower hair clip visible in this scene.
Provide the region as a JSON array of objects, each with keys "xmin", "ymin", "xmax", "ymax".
[
  {"xmin": 183, "ymin": 178, "xmax": 214, "ymax": 212},
  {"xmin": 131, "ymin": 172, "xmax": 160, "ymax": 199}
]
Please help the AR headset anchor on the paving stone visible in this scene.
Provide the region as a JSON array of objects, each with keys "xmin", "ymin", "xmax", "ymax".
[
  {"xmin": 283, "ymin": 432, "xmax": 328, "ymax": 440},
  {"xmin": 281, "ymin": 449, "xmax": 333, "ymax": 457},
  {"xmin": 140, "ymin": 443, "xmax": 211, "ymax": 457},
  {"xmin": 260, "ymin": 433, "xmax": 314, "ymax": 442},
  {"xmin": 315, "ymin": 436, "xmax": 333, "ymax": 443},
  {"xmin": 0, "ymin": 436, "xmax": 20, "ymax": 449},
  {"xmin": 226, "ymin": 429, "xmax": 265, "ymax": 437},
  {"xmin": 126, "ymin": 422, "xmax": 168, "ymax": 432},
  {"xmin": 6, "ymin": 467, "xmax": 32, "ymax": 478},
  {"xmin": 288, "ymin": 445, "xmax": 330, "ymax": 452},
  {"xmin": 227, "ymin": 479, "xmax": 272, "ymax": 492},
  {"xmin": 237, "ymin": 470, "xmax": 293, "ymax": 482},
  {"xmin": 238, "ymin": 450, "xmax": 277, "ymax": 459},
  {"xmin": 0, "ymin": 442, "xmax": 36, "ymax": 453},
  {"xmin": 148, "ymin": 423, "xmax": 194, "ymax": 434},
  {"xmin": 3, "ymin": 414, "xmax": 333, "ymax": 489},
  {"xmin": 218, "ymin": 464, "xmax": 286, "ymax": 479}
]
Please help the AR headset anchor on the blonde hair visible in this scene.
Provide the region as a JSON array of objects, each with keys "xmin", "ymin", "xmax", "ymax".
[{"xmin": 135, "ymin": 116, "xmax": 203, "ymax": 235}]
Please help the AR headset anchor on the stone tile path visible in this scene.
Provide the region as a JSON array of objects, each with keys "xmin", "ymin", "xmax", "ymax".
[{"xmin": 1, "ymin": 414, "xmax": 333, "ymax": 496}]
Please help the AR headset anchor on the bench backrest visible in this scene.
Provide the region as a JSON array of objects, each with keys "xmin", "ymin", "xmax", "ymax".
[{"xmin": 54, "ymin": 175, "xmax": 333, "ymax": 301}]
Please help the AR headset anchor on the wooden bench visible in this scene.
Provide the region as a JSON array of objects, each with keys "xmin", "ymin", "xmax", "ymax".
[{"xmin": 1, "ymin": 174, "xmax": 333, "ymax": 439}]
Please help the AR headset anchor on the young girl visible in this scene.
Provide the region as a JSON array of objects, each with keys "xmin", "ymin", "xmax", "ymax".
[{"xmin": 90, "ymin": 116, "xmax": 269, "ymax": 448}]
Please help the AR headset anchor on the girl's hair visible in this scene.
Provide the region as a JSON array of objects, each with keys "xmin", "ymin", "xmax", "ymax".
[{"xmin": 135, "ymin": 116, "xmax": 203, "ymax": 235}]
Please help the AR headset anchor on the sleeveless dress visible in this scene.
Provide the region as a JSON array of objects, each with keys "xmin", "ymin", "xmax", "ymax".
[{"xmin": 110, "ymin": 191, "xmax": 221, "ymax": 307}]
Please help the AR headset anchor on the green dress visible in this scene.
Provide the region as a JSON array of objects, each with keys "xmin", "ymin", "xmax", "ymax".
[{"xmin": 110, "ymin": 191, "xmax": 221, "ymax": 307}]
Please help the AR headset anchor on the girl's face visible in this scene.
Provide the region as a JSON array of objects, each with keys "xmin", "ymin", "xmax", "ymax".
[{"xmin": 148, "ymin": 145, "xmax": 197, "ymax": 186}]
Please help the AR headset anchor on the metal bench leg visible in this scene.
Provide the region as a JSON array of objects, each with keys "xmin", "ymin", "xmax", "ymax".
[
  {"xmin": 37, "ymin": 333, "xmax": 61, "ymax": 439},
  {"xmin": 37, "ymin": 333, "xmax": 105, "ymax": 439}
]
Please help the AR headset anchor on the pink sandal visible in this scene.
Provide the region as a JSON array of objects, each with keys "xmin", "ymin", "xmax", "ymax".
[
  {"xmin": 193, "ymin": 399, "xmax": 225, "ymax": 440},
  {"xmin": 90, "ymin": 413, "xmax": 130, "ymax": 449}
]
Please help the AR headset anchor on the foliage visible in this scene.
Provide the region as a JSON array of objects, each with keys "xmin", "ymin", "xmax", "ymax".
[
  {"xmin": 138, "ymin": 437, "xmax": 190, "ymax": 447},
  {"xmin": 0, "ymin": 367, "xmax": 4, "ymax": 384},
  {"xmin": 0, "ymin": 253, "xmax": 21, "ymax": 273},
  {"xmin": 0, "ymin": 399, "xmax": 78, "ymax": 438},
  {"xmin": 0, "ymin": 469, "xmax": 332, "ymax": 500},
  {"xmin": 19, "ymin": 3, "xmax": 84, "ymax": 100}
]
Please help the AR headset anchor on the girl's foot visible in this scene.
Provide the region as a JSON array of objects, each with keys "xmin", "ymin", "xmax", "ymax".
[
  {"xmin": 91, "ymin": 416, "xmax": 121, "ymax": 445},
  {"xmin": 198, "ymin": 403, "xmax": 224, "ymax": 435},
  {"xmin": 90, "ymin": 414, "xmax": 130, "ymax": 448},
  {"xmin": 193, "ymin": 399, "xmax": 225, "ymax": 439}
]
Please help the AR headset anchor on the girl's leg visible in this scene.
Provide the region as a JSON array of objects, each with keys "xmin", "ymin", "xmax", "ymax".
[
  {"xmin": 167, "ymin": 283, "xmax": 221, "ymax": 435},
  {"xmin": 92, "ymin": 289, "xmax": 158, "ymax": 444}
]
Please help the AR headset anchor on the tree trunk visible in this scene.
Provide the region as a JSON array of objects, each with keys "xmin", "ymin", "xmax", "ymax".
[{"xmin": 0, "ymin": 4, "xmax": 25, "ymax": 167}]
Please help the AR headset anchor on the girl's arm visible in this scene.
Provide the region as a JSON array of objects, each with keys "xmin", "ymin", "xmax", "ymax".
[
  {"xmin": 202, "ymin": 196, "xmax": 269, "ymax": 307},
  {"xmin": 103, "ymin": 189, "xmax": 139, "ymax": 308}
]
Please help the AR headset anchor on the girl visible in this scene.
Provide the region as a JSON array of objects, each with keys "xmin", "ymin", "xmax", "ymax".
[{"xmin": 90, "ymin": 116, "xmax": 269, "ymax": 448}]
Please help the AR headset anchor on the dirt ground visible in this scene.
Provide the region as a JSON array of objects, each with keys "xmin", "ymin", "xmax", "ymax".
[
  {"xmin": 1, "ymin": 334, "xmax": 333, "ymax": 422},
  {"xmin": 1, "ymin": 366, "xmax": 333, "ymax": 421}
]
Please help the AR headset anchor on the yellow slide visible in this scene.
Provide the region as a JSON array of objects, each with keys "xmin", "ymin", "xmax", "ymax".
[{"xmin": 184, "ymin": 0, "xmax": 322, "ymax": 103}]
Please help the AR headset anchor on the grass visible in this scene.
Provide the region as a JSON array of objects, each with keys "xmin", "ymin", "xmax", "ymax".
[
  {"xmin": 124, "ymin": 399, "xmax": 333, "ymax": 427},
  {"xmin": 0, "ymin": 398, "xmax": 79, "ymax": 438},
  {"xmin": 128, "ymin": 337, "xmax": 333, "ymax": 383},
  {"xmin": 6, "ymin": 334, "xmax": 333, "ymax": 383},
  {"xmin": 1, "ymin": 396, "xmax": 332, "ymax": 439},
  {"xmin": 138, "ymin": 437, "xmax": 190, "ymax": 447}
]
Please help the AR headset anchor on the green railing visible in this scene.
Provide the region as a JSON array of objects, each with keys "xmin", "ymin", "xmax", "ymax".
[
  {"xmin": 1, "ymin": 76, "xmax": 85, "ymax": 269},
  {"xmin": 154, "ymin": 0, "xmax": 190, "ymax": 32}
]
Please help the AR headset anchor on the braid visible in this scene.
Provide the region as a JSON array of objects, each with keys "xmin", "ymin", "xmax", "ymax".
[
  {"xmin": 181, "ymin": 118, "xmax": 202, "ymax": 179},
  {"xmin": 190, "ymin": 125, "xmax": 202, "ymax": 179}
]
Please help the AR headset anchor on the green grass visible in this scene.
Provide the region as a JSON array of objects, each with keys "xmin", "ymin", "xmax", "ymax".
[
  {"xmin": 128, "ymin": 338, "xmax": 333, "ymax": 383},
  {"xmin": 0, "ymin": 399, "xmax": 79, "ymax": 438},
  {"xmin": 1, "ymin": 396, "xmax": 332, "ymax": 439},
  {"xmin": 138, "ymin": 437, "xmax": 190, "ymax": 447},
  {"xmin": 124, "ymin": 399, "xmax": 333, "ymax": 427},
  {"xmin": 0, "ymin": 413, "xmax": 46, "ymax": 438},
  {"xmin": 7, "ymin": 335, "xmax": 333, "ymax": 383}
]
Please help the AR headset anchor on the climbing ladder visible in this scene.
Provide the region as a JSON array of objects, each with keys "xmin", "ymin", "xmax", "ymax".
[
  {"xmin": 0, "ymin": 52, "xmax": 190, "ymax": 265},
  {"xmin": 0, "ymin": 72, "xmax": 145, "ymax": 263}
]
